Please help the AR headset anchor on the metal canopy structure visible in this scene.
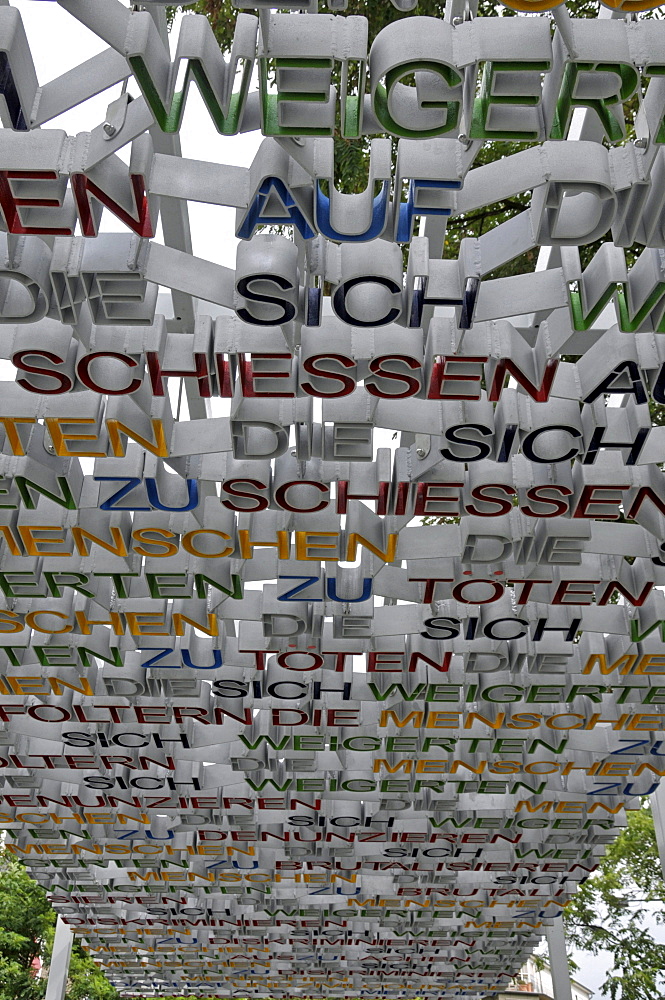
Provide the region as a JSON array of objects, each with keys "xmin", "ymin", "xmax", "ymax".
[{"xmin": 2, "ymin": 0, "xmax": 665, "ymax": 996}]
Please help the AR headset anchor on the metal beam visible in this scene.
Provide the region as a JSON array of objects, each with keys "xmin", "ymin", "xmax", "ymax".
[
  {"xmin": 45, "ymin": 916, "xmax": 74, "ymax": 1000},
  {"xmin": 651, "ymin": 784, "xmax": 665, "ymax": 876},
  {"xmin": 545, "ymin": 917, "xmax": 574, "ymax": 1000}
]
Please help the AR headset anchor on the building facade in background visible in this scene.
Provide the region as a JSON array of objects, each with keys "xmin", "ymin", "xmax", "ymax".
[{"xmin": 495, "ymin": 958, "xmax": 592, "ymax": 1000}]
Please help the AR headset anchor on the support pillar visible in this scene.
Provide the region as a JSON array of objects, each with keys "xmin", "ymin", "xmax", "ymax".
[
  {"xmin": 651, "ymin": 782, "xmax": 665, "ymax": 876},
  {"xmin": 545, "ymin": 916, "xmax": 574, "ymax": 1000},
  {"xmin": 45, "ymin": 916, "xmax": 73, "ymax": 1000}
]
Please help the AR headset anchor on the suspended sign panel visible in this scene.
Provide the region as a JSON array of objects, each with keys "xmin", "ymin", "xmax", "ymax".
[{"xmin": 1, "ymin": 0, "xmax": 664, "ymax": 997}]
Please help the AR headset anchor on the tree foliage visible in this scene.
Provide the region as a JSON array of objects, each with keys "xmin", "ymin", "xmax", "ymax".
[
  {"xmin": 564, "ymin": 805, "xmax": 665, "ymax": 1000},
  {"xmin": 0, "ymin": 851, "xmax": 118, "ymax": 1000},
  {"xmin": 0, "ymin": 851, "xmax": 54, "ymax": 1000}
]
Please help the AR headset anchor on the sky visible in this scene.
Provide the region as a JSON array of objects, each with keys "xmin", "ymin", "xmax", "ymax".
[
  {"xmin": 11, "ymin": 0, "xmax": 263, "ymax": 269},
  {"xmin": 6, "ymin": 2, "xmax": 663, "ymax": 997}
]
